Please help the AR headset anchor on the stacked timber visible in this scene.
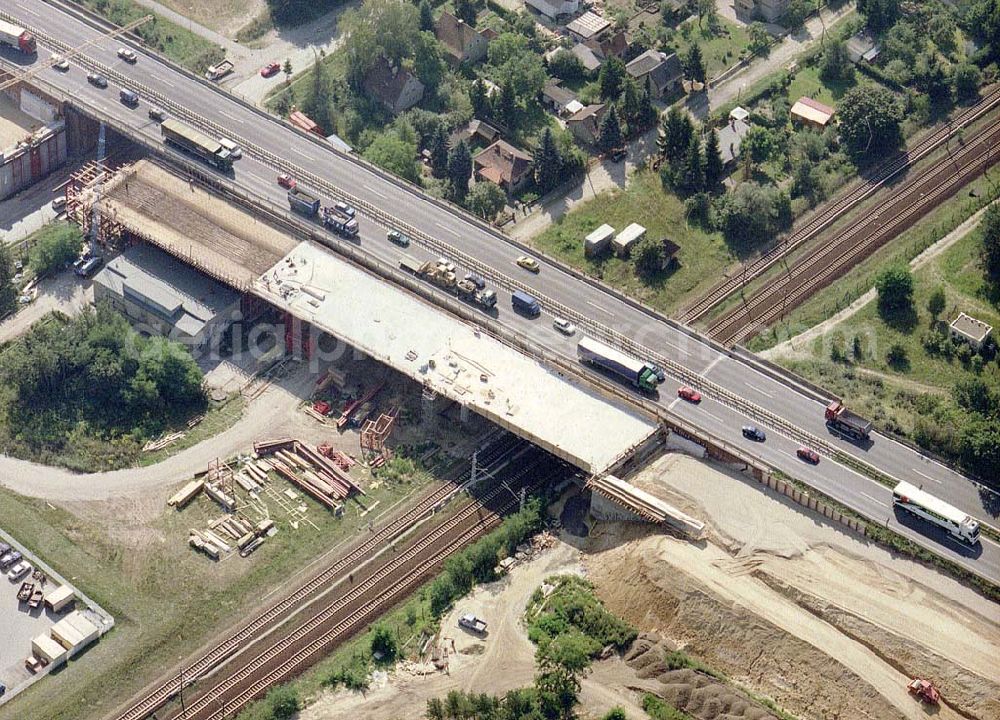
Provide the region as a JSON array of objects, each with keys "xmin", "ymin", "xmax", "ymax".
[
  {"xmin": 205, "ymin": 483, "xmax": 236, "ymax": 512},
  {"xmin": 168, "ymin": 480, "xmax": 204, "ymax": 508},
  {"xmin": 253, "ymin": 438, "xmax": 365, "ymax": 508}
]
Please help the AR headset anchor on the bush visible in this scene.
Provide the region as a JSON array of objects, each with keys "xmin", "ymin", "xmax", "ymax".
[
  {"xmin": 29, "ymin": 224, "xmax": 81, "ymax": 276},
  {"xmin": 370, "ymin": 623, "xmax": 399, "ymax": 663},
  {"xmin": 874, "ymin": 265, "xmax": 914, "ymax": 321},
  {"xmin": 886, "ymin": 343, "xmax": 909, "ymax": 370}
]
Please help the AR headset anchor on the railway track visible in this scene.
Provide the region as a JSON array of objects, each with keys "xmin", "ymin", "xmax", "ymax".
[
  {"xmin": 676, "ymin": 85, "xmax": 1000, "ymax": 325},
  {"xmin": 160, "ymin": 452, "xmax": 567, "ymax": 720},
  {"xmin": 108, "ymin": 435, "xmax": 528, "ymax": 720},
  {"xmin": 706, "ymin": 119, "xmax": 1000, "ymax": 345}
]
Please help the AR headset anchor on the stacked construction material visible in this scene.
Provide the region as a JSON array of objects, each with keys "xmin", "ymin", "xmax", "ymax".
[
  {"xmin": 254, "ymin": 438, "xmax": 365, "ymax": 510},
  {"xmin": 586, "ymin": 475, "xmax": 706, "ymax": 539},
  {"xmin": 167, "ymin": 479, "xmax": 205, "ymax": 508}
]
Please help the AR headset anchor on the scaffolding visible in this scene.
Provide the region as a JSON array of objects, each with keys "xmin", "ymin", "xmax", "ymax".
[{"xmin": 360, "ymin": 407, "xmax": 398, "ymax": 463}]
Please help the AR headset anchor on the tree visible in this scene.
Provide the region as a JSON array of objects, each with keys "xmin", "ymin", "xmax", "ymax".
[
  {"xmin": 341, "ymin": 0, "xmax": 420, "ymax": 86},
  {"xmin": 619, "ymin": 76, "xmax": 642, "ymax": 129},
  {"xmin": 783, "ymin": 0, "xmax": 810, "ymax": 29},
  {"xmin": 0, "ymin": 244, "xmax": 17, "ymax": 318},
  {"xmin": 549, "ymin": 49, "xmax": 586, "ymax": 82},
  {"xmin": 953, "ymin": 63, "xmax": 982, "ymax": 104},
  {"xmin": 981, "ymin": 204, "xmax": 1000, "ymax": 282},
  {"xmin": 714, "ymin": 181, "xmax": 791, "ymax": 248},
  {"xmin": 304, "ymin": 50, "xmax": 330, "ymax": 130},
  {"xmin": 703, "ymin": 128, "xmax": 723, "ymax": 189},
  {"xmin": 741, "ymin": 125, "xmax": 780, "ymax": 174},
  {"xmin": 264, "ymin": 686, "xmax": 300, "ymax": 720},
  {"xmin": 419, "ymin": 0, "xmax": 434, "ymax": 31},
  {"xmin": 414, "ymin": 31, "xmax": 445, "ymax": 91},
  {"xmin": 363, "ymin": 131, "xmax": 421, "ymax": 184},
  {"xmin": 470, "ymin": 78, "xmax": 490, "ymax": 118},
  {"xmin": 487, "ymin": 33, "xmax": 546, "ymax": 102},
  {"xmin": 684, "ymin": 43, "xmax": 706, "ymax": 84},
  {"xmin": 534, "ymin": 127, "xmax": 562, "ymax": 193},
  {"xmin": 282, "ymin": 57, "xmax": 292, "ymax": 83},
  {"xmin": 448, "ymin": 140, "xmax": 473, "ymax": 201},
  {"xmin": 657, "ymin": 106, "xmax": 693, "ymax": 165},
  {"xmin": 886, "ymin": 343, "xmax": 909, "ymax": 370},
  {"xmin": 695, "ymin": 0, "xmax": 717, "ymax": 30},
  {"xmin": 927, "ymin": 286, "xmax": 946, "ymax": 318},
  {"xmin": 875, "ymin": 265, "xmax": 914, "ymax": 319},
  {"xmin": 371, "ymin": 623, "xmax": 399, "ymax": 662},
  {"xmin": 837, "ymin": 84, "xmax": 903, "ymax": 157},
  {"xmin": 494, "ymin": 82, "xmax": 518, "ymax": 130},
  {"xmin": 598, "ymin": 57, "xmax": 627, "ymax": 100},
  {"xmin": 635, "ymin": 235, "xmax": 666, "ymax": 279},
  {"xmin": 429, "ymin": 125, "xmax": 450, "ymax": 178},
  {"xmin": 679, "ymin": 132, "xmax": 704, "ymax": 195},
  {"xmin": 454, "ymin": 0, "xmax": 477, "ymax": 25},
  {"xmin": 748, "ymin": 22, "xmax": 770, "ymax": 55},
  {"xmin": 603, "ymin": 709, "xmax": 628, "ymax": 720},
  {"xmin": 29, "ymin": 225, "xmax": 80, "ymax": 276},
  {"xmin": 858, "ymin": 0, "xmax": 900, "ymax": 34},
  {"xmin": 820, "ymin": 41, "xmax": 855, "ymax": 86},
  {"xmin": 466, "ymin": 182, "xmax": 506, "ymax": 220},
  {"xmin": 599, "ymin": 106, "xmax": 623, "ymax": 153}
]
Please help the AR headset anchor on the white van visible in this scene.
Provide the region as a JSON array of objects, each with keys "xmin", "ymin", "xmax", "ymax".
[{"xmin": 219, "ymin": 137, "xmax": 242, "ymax": 159}]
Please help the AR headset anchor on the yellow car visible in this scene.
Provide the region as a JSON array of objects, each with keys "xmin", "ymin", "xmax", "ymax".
[{"xmin": 516, "ymin": 255, "xmax": 540, "ymax": 273}]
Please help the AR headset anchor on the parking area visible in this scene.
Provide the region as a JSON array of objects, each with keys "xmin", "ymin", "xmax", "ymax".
[{"xmin": 0, "ymin": 529, "xmax": 114, "ymax": 705}]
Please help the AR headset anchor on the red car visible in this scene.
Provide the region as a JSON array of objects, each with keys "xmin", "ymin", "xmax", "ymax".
[
  {"xmin": 677, "ymin": 386, "xmax": 701, "ymax": 403},
  {"xmin": 796, "ymin": 447, "xmax": 820, "ymax": 464},
  {"xmin": 260, "ymin": 62, "xmax": 281, "ymax": 78},
  {"xmin": 277, "ymin": 173, "xmax": 296, "ymax": 189}
]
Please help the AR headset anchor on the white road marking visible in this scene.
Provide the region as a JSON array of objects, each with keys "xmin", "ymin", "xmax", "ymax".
[
  {"xmin": 911, "ymin": 468, "xmax": 943, "ymax": 485},
  {"xmin": 292, "ymin": 146, "xmax": 312, "ymax": 159},
  {"xmin": 744, "ymin": 382, "xmax": 773, "ymax": 398},
  {"xmin": 219, "ymin": 110, "xmax": 242, "ymax": 123},
  {"xmin": 435, "ymin": 222, "xmax": 460, "ymax": 237},
  {"xmin": 363, "ymin": 184, "xmax": 387, "ymax": 199},
  {"xmin": 699, "ymin": 408, "xmax": 723, "ymax": 423},
  {"xmin": 585, "ymin": 300, "xmax": 614, "ymax": 317},
  {"xmin": 701, "ymin": 355, "xmax": 723, "ymax": 375},
  {"xmin": 667, "ymin": 397, "xmax": 681, "ymax": 410},
  {"xmin": 159, "ymin": 78, "xmax": 176, "ymax": 89},
  {"xmin": 21, "ymin": 6, "xmax": 39, "ymax": 16},
  {"xmin": 663, "ymin": 339, "xmax": 683, "ymax": 352},
  {"xmin": 860, "ymin": 491, "xmax": 888, "ymax": 507}
]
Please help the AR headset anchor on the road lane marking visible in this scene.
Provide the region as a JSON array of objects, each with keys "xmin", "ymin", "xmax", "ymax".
[
  {"xmin": 363, "ymin": 184, "xmax": 386, "ymax": 199},
  {"xmin": 292, "ymin": 146, "xmax": 312, "ymax": 159},
  {"xmin": 699, "ymin": 408, "xmax": 723, "ymax": 423},
  {"xmin": 911, "ymin": 468, "xmax": 943, "ymax": 485},
  {"xmin": 667, "ymin": 397, "xmax": 681, "ymax": 410},
  {"xmin": 744, "ymin": 381, "xmax": 773, "ymax": 398},
  {"xmin": 701, "ymin": 355, "xmax": 723, "ymax": 376},
  {"xmin": 434, "ymin": 222, "xmax": 460, "ymax": 237},
  {"xmin": 585, "ymin": 300, "xmax": 614, "ymax": 317},
  {"xmin": 860, "ymin": 491, "xmax": 888, "ymax": 507},
  {"xmin": 219, "ymin": 110, "xmax": 242, "ymax": 123},
  {"xmin": 159, "ymin": 77, "xmax": 176, "ymax": 89}
]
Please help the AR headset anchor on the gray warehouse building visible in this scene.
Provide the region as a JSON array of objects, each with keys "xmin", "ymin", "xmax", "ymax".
[{"xmin": 92, "ymin": 244, "xmax": 241, "ymax": 350}]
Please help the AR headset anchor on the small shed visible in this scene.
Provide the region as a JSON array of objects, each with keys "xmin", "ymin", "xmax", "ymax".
[
  {"xmin": 790, "ymin": 97, "xmax": 835, "ymax": 129},
  {"xmin": 729, "ymin": 106, "xmax": 750, "ymax": 123},
  {"xmin": 613, "ymin": 223, "xmax": 646, "ymax": 256},
  {"xmin": 51, "ymin": 611, "xmax": 100, "ymax": 654},
  {"xmin": 585, "ymin": 224, "xmax": 615, "ymax": 257},
  {"xmin": 950, "ymin": 312, "xmax": 993, "ymax": 350},
  {"xmin": 32, "ymin": 634, "xmax": 68, "ymax": 667},
  {"xmin": 44, "ymin": 584, "xmax": 76, "ymax": 613}
]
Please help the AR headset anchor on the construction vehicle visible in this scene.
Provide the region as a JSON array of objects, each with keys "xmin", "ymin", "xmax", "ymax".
[
  {"xmin": 205, "ymin": 59, "xmax": 234, "ymax": 81},
  {"xmin": 288, "ymin": 187, "xmax": 321, "ymax": 216},
  {"xmin": 577, "ymin": 337, "xmax": 658, "ymax": 393},
  {"xmin": 458, "ymin": 613, "xmax": 488, "ymax": 634},
  {"xmin": 0, "ymin": 20, "xmax": 36, "ymax": 54},
  {"xmin": 907, "ymin": 678, "xmax": 940, "ymax": 705},
  {"xmin": 457, "ymin": 278, "xmax": 497, "ymax": 309},
  {"xmin": 321, "ymin": 206, "xmax": 359, "ymax": 237},
  {"xmin": 28, "ymin": 586, "xmax": 44, "ymax": 609},
  {"xmin": 824, "ymin": 400, "xmax": 872, "ymax": 441}
]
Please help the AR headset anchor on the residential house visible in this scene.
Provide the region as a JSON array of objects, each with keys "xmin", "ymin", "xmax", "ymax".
[
  {"xmin": 584, "ymin": 30, "xmax": 628, "ymax": 62},
  {"xmin": 950, "ymin": 312, "xmax": 993, "ymax": 350},
  {"xmin": 542, "ymin": 80, "xmax": 579, "ymax": 116},
  {"xmin": 717, "ymin": 117, "xmax": 751, "ymax": 167},
  {"xmin": 569, "ymin": 43, "xmax": 602, "ymax": 74},
  {"xmin": 846, "ymin": 32, "xmax": 880, "ymax": 64},
  {"xmin": 566, "ymin": 103, "xmax": 607, "ymax": 145},
  {"xmin": 790, "ymin": 97, "xmax": 835, "ymax": 130},
  {"xmin": 566, "ymin": 11, "xmax": 611, "ymax": 42},
  {"xmin": 524, "ymin": 0, "xmax": 579, "ymax": 20},
  {"xmin": 435, "ymin": 12, "xmax": 490, "ymax": 64},
  {"xmin": 625, "ymin": 50, "xmax": 683, "ymax": 98},
  {"xmin": 735, "ymin": 0, "xmax": 788, "ymax": 23},
  {"xmin": 474, "ymin": 139, "xmax": 534, "ymax": 195},
  {"xmin": 364, "ymin": 57, "xmax": 424, "ymax": 114},
  {"xmin": 449, "ymin": 119, "xmax": 500, "ymax": 150}
]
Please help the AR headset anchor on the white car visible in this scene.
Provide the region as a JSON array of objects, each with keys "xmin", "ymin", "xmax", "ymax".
[
  {"xmin": 117, "ymin": 47, "xmax": 137, "ymax": 63},
  {"xmin": 7, "ymin": 560, "xmax": 32, "ymax": 581},
  {"xmin": 219, "ymin": 137, "xmax": 242, "ymax": 159},
  {"xmin": 553, "ymin": 317, "xmax": 576, "ymax": 335},
  {"xmin": 51, "ymin": 54, "xmax": 69, "ymax": 71}
]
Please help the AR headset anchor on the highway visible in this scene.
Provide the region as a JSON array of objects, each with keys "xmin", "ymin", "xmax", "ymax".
[{"xmin": 4, "ymin": 0, "xmax": 1000, "ymax": 583}]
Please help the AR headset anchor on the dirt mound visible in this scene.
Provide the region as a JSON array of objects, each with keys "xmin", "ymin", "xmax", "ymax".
[
  {"xmin": 626, "ymin": 635, "xmax": 778, "ymax": 720},
  {"xmin": 587, "ymin": 543, "xmax": 906, "ymax": 720},
  {"xmin": 764, "ymin": 577, "xmax": 1000, "ymax": 720}
]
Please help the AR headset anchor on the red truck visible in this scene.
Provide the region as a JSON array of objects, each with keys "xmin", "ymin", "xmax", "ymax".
[
  {"xmin": 0, "ymin": 21, "xmax": 36, "ymax": 54},
  {"xmin": 825, "ymin": 400, "xmax": 872, "ymax": 441}
]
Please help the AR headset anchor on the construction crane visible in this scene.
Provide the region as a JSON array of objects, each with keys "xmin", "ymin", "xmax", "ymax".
[{"xmin": 0, "ymin": 13, "xmax": 153, "ymax": 92}]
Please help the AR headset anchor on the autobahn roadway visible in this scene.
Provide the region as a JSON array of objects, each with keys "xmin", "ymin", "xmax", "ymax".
[{"xmin": 4, "ymin": 0, "xmax": 1000, "ymax": 583}]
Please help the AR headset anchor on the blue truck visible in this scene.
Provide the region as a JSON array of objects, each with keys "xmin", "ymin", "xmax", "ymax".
[
  {"xmin": 511, "ymin": 290, "xmax": 540, "ymax": 317},
  {"xmin": 288, "ymin": 187, "xmax": 321, "ymax": 216}
]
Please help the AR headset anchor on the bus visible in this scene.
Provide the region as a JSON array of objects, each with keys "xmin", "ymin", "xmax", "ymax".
[
  {"xmin": 892, "ymin": 481, "xmax": 980, "ymax": 545},
  {"xmin": 160, "ymin": 118, "xmax": 233, "ymax": 172}
]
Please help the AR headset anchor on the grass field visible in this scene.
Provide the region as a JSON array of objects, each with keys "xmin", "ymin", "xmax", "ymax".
[
  {"xmin": 673, "ymin": 18, "xmax": 751, "ymax": 80},
  {"xmin": 785, "ymin": 65, "xmax": 853, "ymax": 107},
  {"xmin": 140, "ymin": 394, "xmax": 246, "ymax": 466},
  {"xmin": 0, "ymin": 463, "xmax": 437, "ymax": 720},
  {"xmin": 528, "ymin": 171, "xmax": 734, "ymax": 315}
]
